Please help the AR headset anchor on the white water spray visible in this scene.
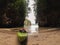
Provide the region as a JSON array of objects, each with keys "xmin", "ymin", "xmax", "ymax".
[{"xmin": 26, "ymin": 0, "xmax": 36, "ymax": 24}]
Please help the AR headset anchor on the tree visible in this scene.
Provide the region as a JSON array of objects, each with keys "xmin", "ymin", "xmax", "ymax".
[
  {"xmin": 36, "ymin": 0, "xmax": 60, "ymax": 27},
  {"xmin": 0, "ymin": 0, "xmax": 27, "ymax": 28}
]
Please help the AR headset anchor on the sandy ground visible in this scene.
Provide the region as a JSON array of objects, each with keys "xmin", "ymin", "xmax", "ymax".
[{"xmin": 0, "ymin": 28, "xmax": 60, "ymax": 45}]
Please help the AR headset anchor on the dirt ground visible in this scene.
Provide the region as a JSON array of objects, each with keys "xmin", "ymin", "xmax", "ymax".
[{"xmin": 0, "ymin": 28, "xmax": 60, "ymax": 45}]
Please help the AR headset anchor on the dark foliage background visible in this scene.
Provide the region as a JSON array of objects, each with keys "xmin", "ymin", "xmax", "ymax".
[
  {"xmin": 36, "ymin": 0, "xmax": 60, "ymax": 27},
  {"xmin": 0, "ymin": 0, "xmax": 26, "ymax": 28}
]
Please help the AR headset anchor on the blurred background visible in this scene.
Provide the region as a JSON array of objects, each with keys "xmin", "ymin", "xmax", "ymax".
[{"xmin": 0, "ymin": 0, "xmax": 60, "ymax": 45}]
